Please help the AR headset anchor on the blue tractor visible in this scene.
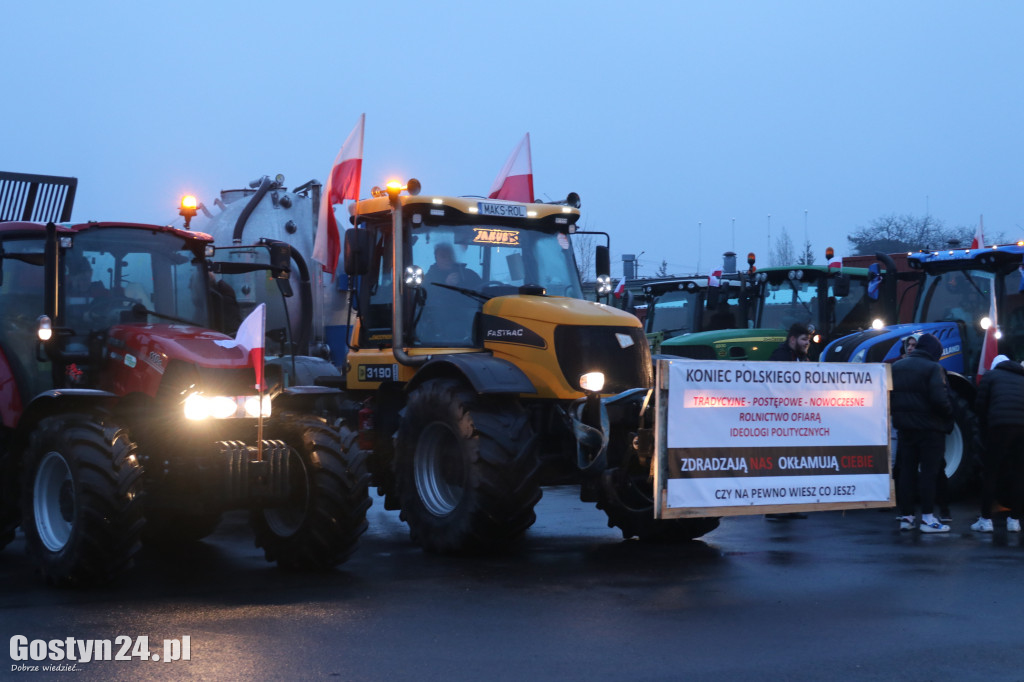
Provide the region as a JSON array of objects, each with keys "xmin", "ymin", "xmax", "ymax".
[{"xmin": 822, "ymin": 244, "xmax": 1024, "ymax": 495}]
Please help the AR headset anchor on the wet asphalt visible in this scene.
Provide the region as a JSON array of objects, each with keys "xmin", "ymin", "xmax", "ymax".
[{"xmin": 1, "ymin": 487, "xmax": 1022, "ymax": 681}]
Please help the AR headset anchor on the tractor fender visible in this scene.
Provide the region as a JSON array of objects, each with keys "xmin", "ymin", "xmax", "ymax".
[
  {"xmin": 407, "ymin": 354, "xmax": 536, "ymax": 396},
  {"xmin": 946, "ymin": 370, "xmax": 976, "ymax": 403},
  {"xmin": 14, "ymin": 389, "xmax": 119, "ymax": 449}
]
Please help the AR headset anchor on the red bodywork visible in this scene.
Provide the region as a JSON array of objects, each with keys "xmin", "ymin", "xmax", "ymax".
[{"xmin": 97, "ymin": 325, "xmax": 250, "ymax": 397}]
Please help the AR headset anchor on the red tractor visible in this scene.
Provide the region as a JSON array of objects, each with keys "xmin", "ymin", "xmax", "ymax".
[{"xmin": 0, "ymin": 210, "xmax": 370, "ymax": 585}]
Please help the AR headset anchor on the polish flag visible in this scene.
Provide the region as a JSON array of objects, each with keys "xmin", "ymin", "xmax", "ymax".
[
  {"xmin": 971, "ymin": 215, "xmax": 985, "ymax": 250},
  {"xmin": 977, "ymin": 286, "xmax": 999, "ymax": 382},
  {"xmin": 827, "ymin": 248, "xmax": 842, "ymax": 269},
  {"xmin": 235, "ymin": 303, "xmax": 267, "ymax": 391},
  {"xmin": 613, "ymin": 279, "xmax": 626, "ymax": 298},
  {"xmin": 708, "ymin": 269, "xmax": 722, "ymax": 287},
  {"xmin": 488, "ymin": 133, "xmax": 534, "ymax": 202},
  {"xmin": 314, "ymin": 114, "xmax": 365, "ymax": 275}
]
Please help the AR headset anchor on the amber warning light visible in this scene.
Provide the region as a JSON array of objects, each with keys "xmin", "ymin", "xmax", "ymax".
[{"xmin": 179, "ymin": 194, "xmax": 199, "ymax": 229}]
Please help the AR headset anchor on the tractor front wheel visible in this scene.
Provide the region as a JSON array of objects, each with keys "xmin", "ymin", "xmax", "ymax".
[
  {"xmin": 394, "ymin": 378, "xmax": 541, "ymax": 553},
  {"xmin": 250, "ymin": 414, "xmax": 371, "ymax": 569},
  {"xmin": 21, "ymin": 413, "xmax": 144, "ymax": 585}
]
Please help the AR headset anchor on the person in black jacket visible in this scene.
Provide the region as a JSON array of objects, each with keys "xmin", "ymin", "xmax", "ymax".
[
  {"xmin": 768, "ymin": 323, "xmax": 810, "ymax": 362},
  {"xmin": 971, "ymin": 354, "xmax": 1024, "ymax": 533},
  {"xmin": 765, "ymin": 322, "xmax": 811, "ymax": 521},
  {"xmin": 890, "ymin": 333, "xmax": 954, "ymax": 532}
]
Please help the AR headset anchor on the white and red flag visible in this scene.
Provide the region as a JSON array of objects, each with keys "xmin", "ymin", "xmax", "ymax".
[
  {"xmin": 613, "ymin": 279, "xmax": 626, "ymax": 298},
  {"xmin": 708, "ymin": 269, "xmax": 722, "ymax": 287},
  {"xmin": 234, "ymin": 303, "xmax": 267, "ymax": 391},
  {"xmin": 489, "ymin": 133, "xmax": 534, "ymax": 202},
  {"xmin": 314, "ymin": 113, "xmax": 365, "ymax": 275},
  {"xmin": 827, "ymin": 249, "xmax": 842, "ymax": 269},
  {"xmin": 977, "ymin": 286, "xmax": 999, "ymax": 382},
  {"xmin": 971, "ymin": 215, "xmax": 985, "ymax": 250}
]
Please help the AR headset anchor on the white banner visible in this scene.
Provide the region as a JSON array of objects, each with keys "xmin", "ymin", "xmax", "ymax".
[{"xmin": 666, "ymin": 361, "xmax": 889, "ymax": 449}]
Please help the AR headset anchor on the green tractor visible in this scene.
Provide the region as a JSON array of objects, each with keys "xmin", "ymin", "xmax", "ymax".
[
  {"xmin": 640, "ymin": 252, "xmax": 757, "ymax": 353},
  {"xmin": 661, "ymin": 251, "xmax": 895, "ymax": 361}
]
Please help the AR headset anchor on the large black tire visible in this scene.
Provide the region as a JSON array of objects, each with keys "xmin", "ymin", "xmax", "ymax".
[
  {"xmin": 394, "ymin": 378, "xmax": 541, "ymax": 553},
  {"xmin": 944, "ymin": 392, "xmax": 978, "ymax": 499},
  {"xmin": 597, "ymin": 466, "xmax": 720, "ymax": 542},
  {"xmin": 250, "ymin": 414, "xmax": 371, "ymax": 569},
  {"xmin": 0, "ymin": 441, "xmax": 18, "ymax": 551},
  {"xmin": 21, "ymin": 413, "xmax": 144, "ymax": 586}
]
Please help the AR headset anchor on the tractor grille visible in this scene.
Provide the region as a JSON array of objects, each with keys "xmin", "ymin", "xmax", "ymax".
[{"xmin": 554, "ymin": 325, "xmax": 652, "ymax": 393}]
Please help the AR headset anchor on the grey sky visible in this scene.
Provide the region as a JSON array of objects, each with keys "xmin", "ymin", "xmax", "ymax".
[{"xmin": 6, "ymin": 1, "xmax": 1022, "ymax": 277}]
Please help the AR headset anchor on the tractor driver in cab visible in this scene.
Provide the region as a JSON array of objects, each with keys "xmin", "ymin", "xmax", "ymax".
[
  {"xmin": 66, "ymin": 254, "xmax": 106, "ymax": 300},
  {"xmin": 425, "ymin": 242, "xmax": 482, "ymax": 290},
  {"xmin": 419, "ymin": 241, "xmax": 483, "ymax": 345}
]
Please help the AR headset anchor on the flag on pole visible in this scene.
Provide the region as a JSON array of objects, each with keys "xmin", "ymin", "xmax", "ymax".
[
  {"xmin": 314, "ymin": 114, "xmax": 365, "ymax": 275},
  {"xmin": 488, "ymin": 133, "xmax": 534, "ymax": 202},
  {"xmin": 708, "ymin": 269, "xmax": 722, "ymax": 287},
  {"xmin": 234, "ymin": 303, "xmax": 267, "ymax": 391},
  {"xmin": 977, "ymin": 286, "xmax": 999, "ymax": 382},
  {"xmin": 613, "ymin": 279, "xmax": 626, "ymax": 299},
  {"xmin": 827, "ymin": 250, "xmax": 842, "ymax": 269},
  {"xmin": 971, "ymin": 215, "xmax": 985, "ymax": 250}
]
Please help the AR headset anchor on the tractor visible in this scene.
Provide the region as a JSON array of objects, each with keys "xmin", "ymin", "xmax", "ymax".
[
  {"xmin": 333, "ymin": 180, "xmax": 718, "ymax": 551},
  {"xmin": 0, "ymin": 176, "xmax": 370, "ymax": 584}
]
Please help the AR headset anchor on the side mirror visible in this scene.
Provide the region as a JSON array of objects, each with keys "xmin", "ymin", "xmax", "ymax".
[
  {"xmin": 344, "ymin": 228, "xmax": 372, "ymax": 276},
  {"xmin": 595, "ymin": 245, "xmax": 610, "ymax": 278}
]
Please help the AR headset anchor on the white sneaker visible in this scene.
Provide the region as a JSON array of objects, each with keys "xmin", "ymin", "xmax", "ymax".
[
  {"xmin": 920, "ymin": 520, "xmax": 950, "ymax": 533},
  {"xmin": 1009, "ymin": 518, "xmax": 1021, "ymax": 533},
  {"xmin": 899, "ymin": 516, "xmax": 915, "ymax": 531},
  {"xmin": 971, "ymin": 517, "xmax": 994, "ymax": 533}
]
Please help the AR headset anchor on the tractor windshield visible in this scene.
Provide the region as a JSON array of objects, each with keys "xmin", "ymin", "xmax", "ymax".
[
  {"xmin": 408, "ymin": 223, "xmax": 582, "ymax": 346},
  {"xmin": 647, "ymin": 289, "xmax": 700, "ymax": 336},
  {"xmin": 758, "ymin": 275, "xmax": 819, "ymax": 330},
  {"xmin": 917, "ymin": 270, "xmax": 994, "ymax": 327},
  {"xmin": 63, "ymin": 227, "xmax": 209, "ymax": 334}
]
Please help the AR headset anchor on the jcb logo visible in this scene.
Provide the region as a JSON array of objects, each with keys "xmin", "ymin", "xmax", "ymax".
[{"xmin": 473, "ymin": 228, "xmax": 520, "ymax": 246}]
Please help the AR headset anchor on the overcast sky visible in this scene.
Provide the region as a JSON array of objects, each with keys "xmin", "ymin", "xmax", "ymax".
[{"xmin": 6, "ymin": 1, "xmax": 1023, "ymax": 277}]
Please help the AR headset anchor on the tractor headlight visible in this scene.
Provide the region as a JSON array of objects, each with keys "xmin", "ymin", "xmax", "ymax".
[
  {"xmin": 184, "ymin": 393, "xmax": 271, "ymax": 420},
  {"xmin": 871, "ymin": 318, "xmax": 884, "ymax": 330},
  {"xmin": 596, "ymin": 274, "xmax": 613, "ymax": 296},
  {"xmin": 579, "ymin": 371, "xmax": 605, "ymax": 393},
  {"xmin": 244, "ymin": 395, "xmax": 272, "ymax": 418},
  {"xmin": 981, "ymin": 316, "xmax": 992, "ymax": 330}
]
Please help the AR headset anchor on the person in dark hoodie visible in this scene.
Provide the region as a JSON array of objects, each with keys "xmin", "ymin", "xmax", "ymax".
[
  {"xmin": 971, "ymin": 354, "xmax": 1024, "ymax": 533},
  {"xmin": 890, "ymin": 333, "xmax": 954, "ymax": 532}
]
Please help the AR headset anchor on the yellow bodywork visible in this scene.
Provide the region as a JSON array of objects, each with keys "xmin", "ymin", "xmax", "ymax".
[{"xmin": 345, "ymin": 295, "xmax": 640, "ymax": 399}]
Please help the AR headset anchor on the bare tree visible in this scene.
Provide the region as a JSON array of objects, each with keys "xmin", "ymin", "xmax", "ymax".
[
  {"xmin": 572, "ymin": 231, "xmax": 595, "ymax": 282},
  {"xmin": 657, "ymin": 259, "xmax": 669, "ymax": 277},
  {"xmin": 770, "ymin": 226, "xmax": 796, "ymax": 266},
  {"xmin": 798, "ymin": 240, "xmax": 815, "ymax": 265},
  {"xmin": 847, "ymin": 214, "xmax": 1003, "ymax": 254}
]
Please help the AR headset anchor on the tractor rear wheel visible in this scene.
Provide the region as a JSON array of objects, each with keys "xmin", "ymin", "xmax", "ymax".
[
  {"xmin": 944, "ymin": 392, "xmax": 978, "ymax": 499},
  {"xmin": 251, "ymin": 414, "xmax": 371, "ymax": 569},
  {"xmin": 21, "ymin": 413, "xmax": 144, "ymax": 585},
  {"xmin": 394, "ymin": 378, "xmax": 541, "ymax": 553}
]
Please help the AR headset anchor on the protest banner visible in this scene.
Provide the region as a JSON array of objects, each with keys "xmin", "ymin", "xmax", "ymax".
[{"xmin": 654, "ymin": 359, "xmax": 894, "ymax": 518}]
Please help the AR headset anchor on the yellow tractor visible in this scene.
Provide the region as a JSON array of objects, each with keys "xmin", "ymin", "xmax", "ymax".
[{"xmin": 336, "ymin": 180, "xmax": 718, "ymax": 551}]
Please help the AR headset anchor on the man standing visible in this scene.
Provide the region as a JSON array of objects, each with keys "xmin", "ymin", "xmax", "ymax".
[
  {"xmin": 972, "ymin": 354, "xmax": 1024, "ymax": 533},
  {"xmin": 890, "ymin": 333, "xmax": 954, "ymax": 533},
  {"xmin": 769, "ymin": 323, "xmax": 810, "ymax": 362},
  {"xmin": 765, "ymin": 322, "xmax": 811, "ymax": 521}
]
